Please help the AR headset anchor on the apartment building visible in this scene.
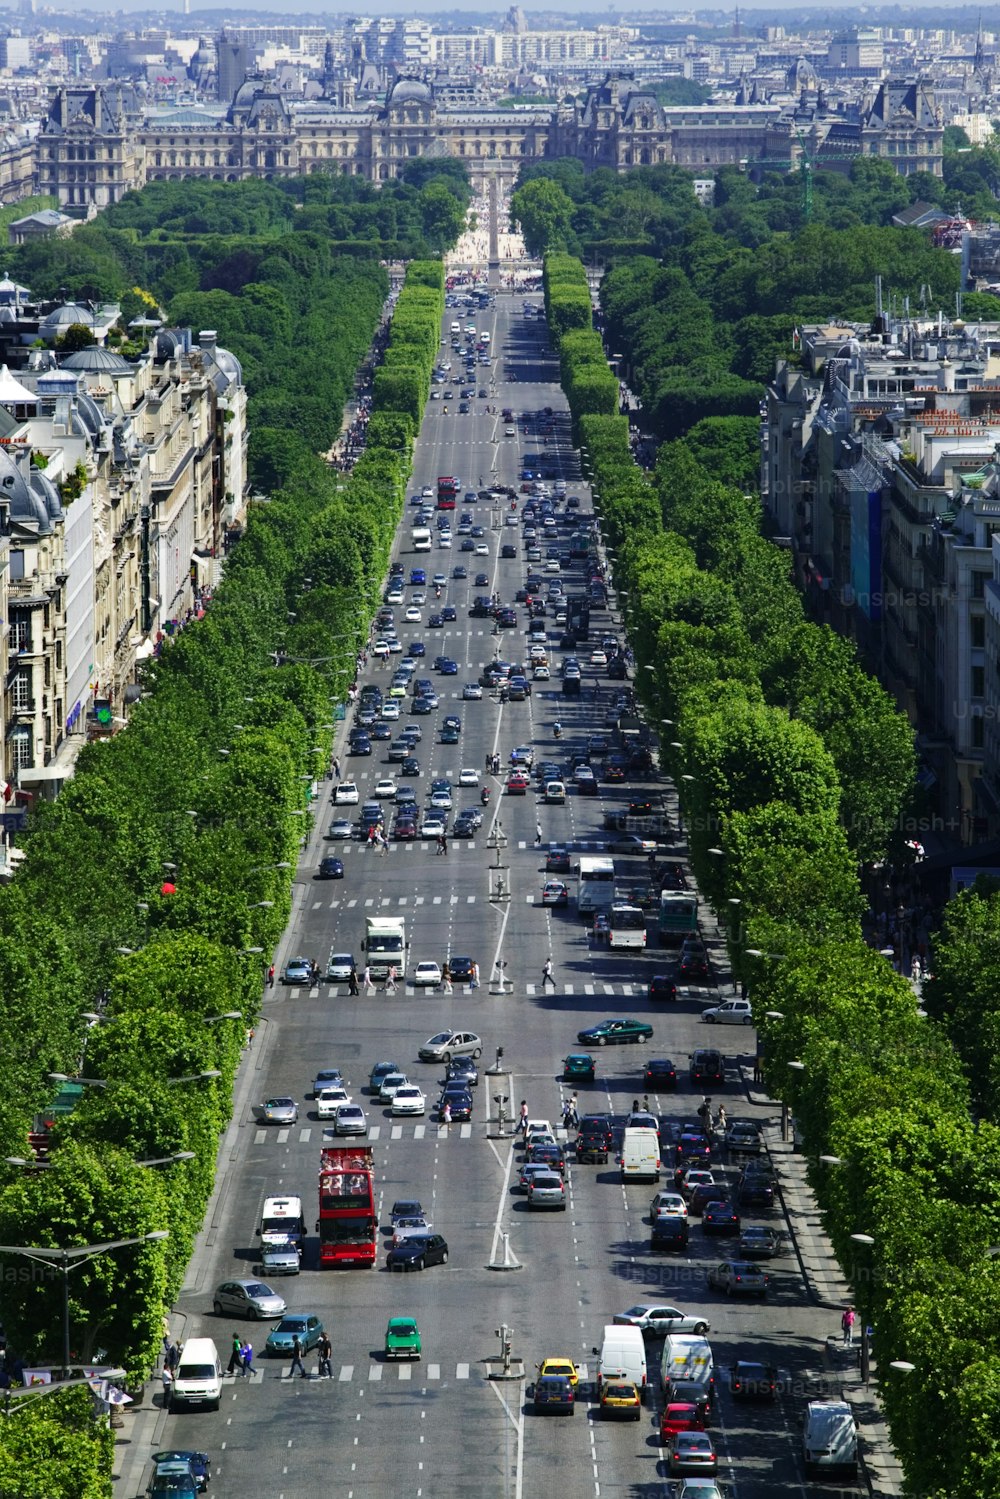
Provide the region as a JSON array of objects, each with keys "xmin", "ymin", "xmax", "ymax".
[
  {"xmin": 0, "ymin": 310, "xmax": 247, "ymax": 812},
  {"xmin": 765, "ymin": 316, "xmax": 1000, "ymax": 836}
]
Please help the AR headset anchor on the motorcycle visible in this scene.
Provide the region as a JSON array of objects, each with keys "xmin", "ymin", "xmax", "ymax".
[
  {"xmin": 481, "ymin": 786, "xmax": 491, "ymax": 806},
  {"xmin": 553, "ymin": 723, "xmax": 562, "ymax": 740},
  {"xmin": 434, "ymin": 585, "xmax": 442, "ymax": 599}
]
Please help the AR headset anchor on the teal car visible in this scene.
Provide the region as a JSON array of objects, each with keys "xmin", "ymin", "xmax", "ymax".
[
  {"xmin": 562, "ymin": 1053, "xmax": 596, "ymax": 1081},
  {"xmin": 577, "ymin": 1017, "xmax": 653, "ymax": 1047},
  {"xmin": 264, "ymin": 1313, "xmax": 324, "ymax": 1357},
  {"xmin": 385, "ymin": 1317, "xmax": 421, "ymax": 1360}
]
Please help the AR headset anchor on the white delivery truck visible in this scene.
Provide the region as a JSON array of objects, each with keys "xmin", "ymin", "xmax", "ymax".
[
  {"xmin": 412, "ymin": 526, "xmax": 432, "ymax": 552},
  {"xmin": 620, "ymin": 1125, "xmax": 661, "ymax": 1182},
  {"xmin": 660, "ymin": 1334, "xmax": 714, "ymax": 1398},
  {"xmin": 362, "ymin": 916, "xmax": 407, "ymax": 981},
  {"xmin": 595, "ymin": 1324, "xmax": 647, "ymax": 1401}
]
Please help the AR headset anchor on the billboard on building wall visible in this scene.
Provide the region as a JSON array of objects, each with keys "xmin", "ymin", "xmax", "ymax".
[{"xmin": 849, "ymin": 485, "xmax": 882, "ymax": 621}]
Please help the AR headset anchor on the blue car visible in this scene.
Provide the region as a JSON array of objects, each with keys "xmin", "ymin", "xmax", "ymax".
[
  {"xmin": 410, "ymin": 569, "xmax": 426, "ymax": 586},
  {"xmin": 442, "ymin": 606, "xmax": 457, "ymax": 622},
  {"xmin": 438, "ymin": 659, "xmax": 458, "ymax": 675},
  {"xmin": 410, "ymin": 641, "xmax": 426, "ymax": 657}
]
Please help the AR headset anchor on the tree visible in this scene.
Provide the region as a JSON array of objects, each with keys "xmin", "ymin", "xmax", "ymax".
[
  {"xmin": 54, "ymin": 323, "xmax": 96, "ymax": 353},
  {"xmin": 510, "ymin": 178, "xmax": 576, "ymax": 257}
]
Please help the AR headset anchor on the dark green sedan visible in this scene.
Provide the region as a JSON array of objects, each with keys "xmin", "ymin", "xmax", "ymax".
[
  {"xmin": 562, "ymin": 1053, "xmax": 596, "ymax": 1081},
  {"xmin": 577, "ymin": 1018, "xmax": 653, "ymax": 1047}
]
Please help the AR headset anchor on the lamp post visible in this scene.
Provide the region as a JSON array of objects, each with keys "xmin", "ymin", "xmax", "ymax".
[{"xmin": 0, "ymin": 1231, "xmax": 168, "ymax": 1377}]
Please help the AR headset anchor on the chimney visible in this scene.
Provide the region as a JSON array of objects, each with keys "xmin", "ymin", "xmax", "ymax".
[{"xmin": 199, "ymin": 329, "xmax": 217, "ymax": 358}]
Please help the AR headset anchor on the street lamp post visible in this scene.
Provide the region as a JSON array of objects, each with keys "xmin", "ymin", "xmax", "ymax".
[{"xmin": 0, "ymin": 1231, "xmax": 168, "ymax": 1377}]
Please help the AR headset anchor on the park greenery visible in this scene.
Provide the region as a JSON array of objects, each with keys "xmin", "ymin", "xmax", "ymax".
[
  {"xmin": 546, "ymin": 248, "xmax": 1000, "ymax": 1499},
  {"xmin": 0, "ymin": 169, "xmax": 447, "ymax": 1486}
]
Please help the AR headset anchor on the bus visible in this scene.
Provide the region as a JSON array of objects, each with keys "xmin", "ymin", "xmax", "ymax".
[
  {"xmin": 658, "ymin": 891, "xmax": 699, "ymax": 947},
  {"xmin": 578, "ymin": 856, "xmax": 616, "ymax": 916},
  {"xmin": 317, "ymin": 1145, "xmax": 377, "ymax": 1268},
  {"xmin": 609, "ymin": 904, "xmax": 647, "ymax": 950}
]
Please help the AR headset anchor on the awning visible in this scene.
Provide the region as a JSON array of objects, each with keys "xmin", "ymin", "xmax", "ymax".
[
  {"xmin": 191, "ymin": 550, "xmax": 214, "ymax": 582},
  {"xmin": 18, "ymin": 763, "xmax": 71, "ymax": 783},
  {"xmin": 134, "ymin": 640, "xmax": 156, "ymax": 662}
]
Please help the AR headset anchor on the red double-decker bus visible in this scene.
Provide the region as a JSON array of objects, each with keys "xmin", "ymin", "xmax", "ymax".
[
  {"xmin": 437, "ymin": 475, "xmax": 457, "ymax": 510},
  {"xmin": 317, "ymin": 1145, "xmax": 377, "ymax": 1267}
]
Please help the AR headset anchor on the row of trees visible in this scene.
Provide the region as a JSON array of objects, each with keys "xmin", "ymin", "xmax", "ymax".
[
  {"xmin": 546, "ymin": 252, "xmax": 1000, "ymax": 1499},
  {"xmin": 0, "ymin": 218, "xmax": 441, "ymax": 1485}
]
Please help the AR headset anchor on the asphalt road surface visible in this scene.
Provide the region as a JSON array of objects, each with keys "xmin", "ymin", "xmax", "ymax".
[{"xmin": 160, "ymin": 291, "xmax": 864, "ymax": 1499}]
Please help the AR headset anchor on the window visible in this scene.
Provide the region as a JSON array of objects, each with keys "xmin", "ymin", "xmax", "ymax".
[
  {"xmin": 10, "ymin": 726, "xmax": 31, "ymax": 769},
  {"xmin": 973, "ymin": 714, "xmax": 985, "ymax": 750},
  {"xmin": 972, "ymin": 614, "xmax": 986, "ymax": 649},
  {"xmin": 973, "ymin": 570, "xmax": 991, "ymax": 599},
  {"xmin": 11, "ymin": 668, "xmax": 31, "ymax": 712},
  {"xmin": 972, "ymin": 665, "xmax": 985, "ymax": 700}
]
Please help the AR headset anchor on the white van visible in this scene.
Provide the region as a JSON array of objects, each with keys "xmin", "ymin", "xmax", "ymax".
[
  {"xmin": 620, "ymin": 1125, "xmax": 661, "ymax": 1182},
  {"xmin": 450, "ymin": 321, "xmax": 460, "ymax": 334},
  {"xmin": 171, "ymin": 1337, "xmax": 222, "ymax": 1410},
  {"xmin": 803, "ymin": 1400, "xmax": 859, "ymax": 1477},
  {"xmin": 259, "ymin": 1193, "xmax": 305, "ymax": 1248},
  {"xmin": 595, "ymin": 1324, "xmax": 647, "ymax": 1400},
  {"xmin": 412, "ymin": 527, "xmax": 432, "ymax": 553},
  {"xmin": 660, "ymin": 1334, "xmax": 714, "ymax": 1397}
]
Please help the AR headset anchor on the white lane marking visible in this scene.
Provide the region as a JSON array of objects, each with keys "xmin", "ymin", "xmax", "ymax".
[
  {"xmin": 414, "ymin": 1124, "xmax": 426, "ymax": 1139},
  {"xmin": 254, "ymin": 1130, "xmax": 267, "ymax": 1144},
  {"xmin": 456, "ymin": 1363, "xmax": 470, "ymax": 1378},
  {"xmin": 277, "ymin": 1129, "xmax": 289, "ymax": 1144},
  {"xmin": 299, "ymin": 1128, "xmax": 311, "ymax": 1143},
  {"xmin": 391, "ymin": 1126, "xmax": 402, "ymax": 1140},
  {"xmin": 427, "ymin": 1363, "xmax": 440, "ymax": 1379},
  {"xmin": 398, "ymin": 1364, "xmax": 412, "ymax": 1381},
  {"xmin": 339, "ymin": 1365, "xmax": 354, "ymax": 1382},
  {"xmin": 368, "ymin": 1364, "xmax": 382, "ymax": 1381}
]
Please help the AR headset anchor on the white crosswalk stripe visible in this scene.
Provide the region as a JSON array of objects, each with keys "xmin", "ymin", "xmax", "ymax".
[
  {"xmin": 427, "ymin": 1363, "xmax": 441, "ymax": 1380},
  {"xmin": 368, "ymin": 1126, "xmax": 381, "ymax": 1140},
  {"xmin": 368, "ymin": 1364, "xmax": 382, "ymax": 1381}
]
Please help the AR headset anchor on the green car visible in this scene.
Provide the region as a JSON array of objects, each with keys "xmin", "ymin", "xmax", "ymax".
[
  {"xmin": 563, "ymin": 1053, "xmax": 596, "ymax": 1081},
  {"xmin": 385, "ymin": 1316, "xmax": 421, "ymax": 1360},
  {"xmin": 577, "ymin": 1017, "xmax": 654, "ymax": 1047}
]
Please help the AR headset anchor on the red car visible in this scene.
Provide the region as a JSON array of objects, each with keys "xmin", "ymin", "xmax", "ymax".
[
  {"xmin": 506, "ymin": 773, "xmax": 530, "ymax": 794},
  {"xmin": 392, "ymin": 818, "xmax": 418, "ymax": 840},
  {"xmin": 660, "ymin": 1403, "xmax": 705, "ymax": 1445}
]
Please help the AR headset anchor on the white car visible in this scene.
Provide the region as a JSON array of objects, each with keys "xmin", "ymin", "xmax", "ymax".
[
  {"xmin": 386, "ymin": 588, "xmax": 404, "ymax": 605},
  {"xmin": 411, "ymin": 591, "xmax": 426, "ymax": 605},
  {"xmin": 650, "ymin": 1191, "xmax": 689, "ymax": 1221},
  {"xmin": 590, "ymin": 650, "xmax": 608, "ymax": 667},
  {"xmin": 463, "ymin": 683, "xmax": 483, "ymax": 700},
  {"xmin": 392, "ymin": 1216, "xmax": 431, "ymax": 1245},
  {"xmin": 475, "ymin": 541, "xmax": 489, "ymax": 554},
  {"xmin": 421, "ymin": 486, "xmax": 434, "ymax": 498},
  {"xmin": 413, "ymin": 961, "xmax": 443, "ymax": 988},
  {"xmin": 525, "ymin": 1119, "xmax": 554, "ymax": 1145},
  {"xmin": 379, "ymin": 1072, "xmax": 409, "ymax": 1102},
  {"xmin": 533, "ymin": 665, "xmax": 550, "ymax": 681},
  {"xmin": 701, "ymin": 999, "xmax": 754, "ymax": 1026},
  {"xmin": 432, "ymin": 574, "xmax": 447, "ymax": 587},
  {"xmin": 386, "ymin": 638, "xmax": 402, "ymax": 654},
  {"xmin": 334, "ymin": 782, "xmax": 360, "ymax": 805},
  {"xmin": 316, "ymin": 1086, "xmax": 352, "ymax": 1119},
  {"xmin": 459, "ymin": 767, "xmax": 479, "ymax": 786},
  {"xmin": 430, "ymin": 789, "xmax": 452, "ymax": 810},
  {"xmin": 421, "ymin": 815, "xmax": 446, "ymax": 839},
  {"xmin": 405, "ymin": 606, "xmax": 421, "ymax": 623},
  {"xmin": 438, "ymin": 535, "xmax": 452, "ymax": 548},
  {"xmin": 326, "ymin": 952, "xmax": 354, "ymax": 981},
  {"xmin": 545, "ymin": 559, "xmax": 561, "ymax": 573},
  {"xmin": 373, "ymin": 777, "xmax": 398, "ymax": 799},
  {"xmin": 382, "ymin": 701, "xmax": 400, "ymax": 720},
  {"xmin": 372, "ymin": 640, "xmax": 390, "ymax": 658},
  {"xmin": 391, "ymin": 1085, "xmax": 427, "ymax": 1117}
]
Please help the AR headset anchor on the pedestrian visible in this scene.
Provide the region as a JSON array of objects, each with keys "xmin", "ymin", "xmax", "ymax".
[
  {"xmin": 442, "ymin": 961, "xmax": 453, "ymax": 994},
  {"xmin": 911, "ymin": 954, "xmax": 922, "ymax": 982},
  {"xmin": 716, "ymin": 1104, "xmax": 727, "ymax": 1133},
  {"xmin": 842, "ymin": 1306, "xmax": 857, "ymax": 1348},
  {"xmin": 379, "ymin": 831, "xmax": 388, "ymax": 856},
  {"xmin": 247, "ymin": 1027, "xmax": 255, "ymax": 1048},
  {"xmin": 632, "ymin": 1098, "xmax": 640, "ymax": 1115},
  {"xmin": 535, "ymin": 822, "xmax": 543, "ymax": 847},
  {"xmin": 441, "ymin": 834, "xmax": 448, "ymax": 857},
  {"xmin": 386, "ymin": 965, "xmax": 397, "ymax": 995},
  {"xmin": 520, "ymin": 1099, "xmax": 529, "ymax": 1139},
  {"xmin": 436, "ymin": 834, "xmax": 445, "ymax": 856},
  {"xmin": 267, "ymin": 964, "xmax": 275, "ymax": 989},
  {"xmin": 240, "ymin": 1339, "xmax": 253, "ymax": 1378},
  {"xmin": 227, "ymin": 1330, "xmax": 243, "ymax": 1375},
  {"xmin": 470, "ymin": 961, "xmax": 480, "ymax": 990},
  {"xmin": 541, "ymin": 958, "xmax": 555, "ymax": 988},
  {"xmin": 161, "ymin": 1365, "xmax": 173, "ymax": 1404},
  {"xmin": 642, "ymin": 1093, "xmax": 650, "ymax": 1114},
  {"xmin": 333, "ymin": 757, "xmax": 341, "ymax": 780},
  {"xmin": 348, "ymin": 964, "xmax": 359, "ymax": 996},
  {"xmin": 362, "ymin": 965, "xmax": 374, "ymax": 995},
  {"xmin": 290, "ymin": 1334, "xmax": 307, "ymax": 1379},
  {"xmin": 311, "ymin": 960, "xmax": 320, "ymax": 985},
  {"xmin": 442, "ymin": 1100, "xmax": 452, "ymax": 1125},
  {"xmin": 753, "ymin": 1053, "xmax": 761, "ymax": 1085},
  {"xmin": 485, "ymin": 752, "xmax": 492, "ymax": 771},
  {"xmin": 317, "ymin": 1332, "xmax": 333, "ymax": 1379}
]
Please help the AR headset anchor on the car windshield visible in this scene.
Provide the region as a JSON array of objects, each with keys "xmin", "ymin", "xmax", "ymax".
[
  {"xmin": 274, "ymin": 1318, "xmax": 306, "ymax": 1333},
  {"xmin": 427, "ymin": 1032, "xmax": 450, "ymax": 1046}
]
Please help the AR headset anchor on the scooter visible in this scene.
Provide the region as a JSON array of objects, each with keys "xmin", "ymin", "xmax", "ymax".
[
  {"xmin": 481, "ymin": 786, "xmax": 491, "ymax": 806},
  {"xmin": 553, "ymin": 723, "xmax": 562, "ymax": 740}
]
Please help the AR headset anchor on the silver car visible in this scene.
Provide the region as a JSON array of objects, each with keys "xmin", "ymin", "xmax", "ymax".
[
  {"xmin": 260, "ymin": 1097, "xmax": 298, "ymax": 1126},
  {"xmin": 334, "ymin": 1104, "xmax": 368, "ymax": 1136},
  {"xmin": 526, "ymin": 1172, "xmax": 566, "ymax": 1210},
  {"xmin": 213, "ymin": 1279, "xmax": 287, "ymax": 1319},
  {"xmin": 418, "ymin": 1030, "xmax": 483, "ymax": 1063},
  {"xmin": 612, "ymin": 1303, "xmax": 711, "ymax": 1337},
  {"xmin": 258, "ymin": 1240, "xmax": 301, "ymax": 1277},
  {"xmin": 326, "ymin": 953, "xmax": 355, "ymax": 982}
]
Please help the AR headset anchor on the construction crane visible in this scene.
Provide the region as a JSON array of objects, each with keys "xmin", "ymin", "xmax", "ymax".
[{"xmin": 741, "ymin": 128, "xmax": 858, "ymax": 221}]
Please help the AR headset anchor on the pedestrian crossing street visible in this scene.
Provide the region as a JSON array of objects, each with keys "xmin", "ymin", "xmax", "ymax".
[
  {"xmin": 253, "ymin": 1122, "xmax": 577, "ymax": 1145},
  {"xmin": 235, "ymin": 1358, "xmax": 583, "ymax": 1385}
]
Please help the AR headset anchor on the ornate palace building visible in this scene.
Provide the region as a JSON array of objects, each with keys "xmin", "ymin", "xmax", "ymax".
[{"xmin": 34, "ymin": 71, "xmax": 944, "ymax": 212}]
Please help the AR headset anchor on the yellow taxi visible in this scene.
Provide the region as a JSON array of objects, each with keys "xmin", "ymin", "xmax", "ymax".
[
  {"xmin": 600, "ymin": 1379, "xmax": 642, "ymax": 1420},
  {"xmin": 537, "ymin": 1357, "xmax": 579, "ymax": 1388}
]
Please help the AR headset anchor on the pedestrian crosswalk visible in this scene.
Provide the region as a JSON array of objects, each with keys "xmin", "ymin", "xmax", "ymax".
[
  {"xmin": 282, "ymin": 979, "xmax": 675, "ymax": 998},
  {"xmin": 266, "ymin": 1361, "xmax": 477, "ymax": 1384},
  {"xmin": 252, "ymin": 1122, "xmax": 477, "ymax": 1145}
]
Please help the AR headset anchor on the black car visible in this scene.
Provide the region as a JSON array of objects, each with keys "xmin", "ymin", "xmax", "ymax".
[
  {"xmin": 349, "ymin": 733, "xmax": 372, "ymax": 755},
  {"xmin": 442, "ymin": 605, "xmax": 457, "ymax": 622},
  {"xmin": 730, "ymin": 1361, "xmax": 778, "ymax": 1400},
  {"xmin": 437, "ymin": 1087, "xmax": 472, "ymax": 1122},
  {"xmin": 546, "ymin": 846, "xmax": 571, "ymax": 874},
  {"xmin": 576, "ymin": 1115, "xmax": 613, "ymax": 1163},
  {"xmin": 736, "ymin": 1165, "xmax": 776, "ymax": 1209},
  {"xmin": 401, "ymin": 756, "xmax": 421, "ymax": 776},
  {"xmin": 453, "ymin": 815, "xmax": 477, "ymax": 839},
  {"xmin": 317, "ymin": 857, "xmax": 344, "ymax": 880},
  {"xmin": 668, "ymin": 1377, "xmax": 714, "ymax": 1422},
  {"xmin": 649, "ymin": 975, "xmax": 678, "ymax": 1003},
  {"xmin": 702, "ymin": 1200, "xmax": 741, "ymax": 1235},
  {"xmin": 528, "ymin": 1141, "xmax": 566, "ymax": 1174},
  {"xmin": 501, "ymin": 543, "xmax": 517, "ymax": 558},
  {"xmin": 385, "ymin": 1233, "xmax": 449, "ymax": 1271},
  {"xmin": 644, "ymin": 1058, "xmax": 678, "ymax": 1089},
  {"xmin": 449, "ymin": 955, "xmax": 474, "ymax": 983},
  {"xmin": 690, "ymin": 1049, "xmax": 725, "ymax": 1086},
  {"xmin": 446, "ymin": 1056, "xmax": 479, "ymax": 1086},
  {"xmin": 680, "ymin": 951, "xmax": 711, "ymax": 983},
  {"xmin": 650, "ymin": 1217, "xmax": 689, "ymax": 1253}
]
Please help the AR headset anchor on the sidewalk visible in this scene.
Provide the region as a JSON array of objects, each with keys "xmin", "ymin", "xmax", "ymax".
[{"xmin": 739, "ymin": 1067, "xmax": 906, "ymax": 1498}]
